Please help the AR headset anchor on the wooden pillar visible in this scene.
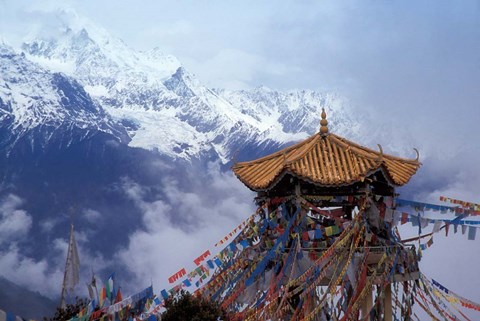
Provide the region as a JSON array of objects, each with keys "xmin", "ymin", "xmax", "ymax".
[
  {"xmin": 360, "ymin": 292, "xmax": 373, "ymax": 319},
  {"xmin": 384, "ymin": 283, "xmax": 393, "ymax": 321}
]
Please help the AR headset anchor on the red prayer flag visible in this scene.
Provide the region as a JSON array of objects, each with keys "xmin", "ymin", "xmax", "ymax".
[
  {"xmin": 194, "ymin": 250, "xmax": 211, "ymax": 266},
  {"xmin": 168, "ymin": 268, "xmax": 187, "ymax": 283},
  {"xmin": 114, "ymin": 288, "xmax": 123, "ymax": 303},
  {"xmin": 401, "ymin": 213, "xmax": 408, "ymax": 225}
]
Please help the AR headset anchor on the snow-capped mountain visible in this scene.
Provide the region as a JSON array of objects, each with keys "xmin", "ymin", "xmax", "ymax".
[
  {"xmin": 0, "ymin": 44, "xmax": 128, "ymax": 156},
  {"xmin": 19, "ymin": 13, "xmax": 358, "ymax": 162}
]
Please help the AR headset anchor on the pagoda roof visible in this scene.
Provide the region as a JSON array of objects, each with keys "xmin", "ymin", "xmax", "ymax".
[{"xmin": 232, "ymin": 111, "xmax": 421, "ymax": 192}]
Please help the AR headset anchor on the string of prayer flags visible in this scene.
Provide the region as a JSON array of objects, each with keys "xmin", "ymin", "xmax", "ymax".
[
  {"xmin": 396, "ymin": 198, "xmax": 456, "ymax": 213},
  {"xmin": 440, "ymin": 196, "xmax": 480, "ymax": 212},
  {"xmin": 163, "ymin": 210, "xmax": 264, "ymax": 292},
  {"xmin": 431, "ymin": 277, "xmax": 480, "ymax": 311},
  {"xmin": 214, "ymin": 213, "xmax": 255, "ymax": 247},
  {"xmin": 393, "ymin": 210, "xmax": 479, "ymax": 228}
]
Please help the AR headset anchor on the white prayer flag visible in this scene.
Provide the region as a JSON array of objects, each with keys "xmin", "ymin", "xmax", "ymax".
[
  {"xmin": 432, "ymin": 221, "xmax": 442, "ymax": 233},
  {"xmin": 64, "ymin": 224, "xmax": 80, "ymax": 292}
]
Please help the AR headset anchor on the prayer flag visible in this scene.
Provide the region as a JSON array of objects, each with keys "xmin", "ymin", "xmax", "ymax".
[
  {"xmin": 207, "ymin": 259, "xmax": 215, "ymax": 269},
  {"xmin": 99, "ymin": 287, "xmax": 106, "ymax": 307},
  {"xmin": 114, "ymin": 288, "xmax": 122, "ymax": 304},
  {"xmin": 401, "ymin": 213, "xmax": 408, "ymax": 225},
  {"xmin": 307, "ymin": 230, "xmax": 315, "ymax": 240},
  {"xmin": 161, "ymin": 289, "xmax": 169, "ymax": 300},
  {"xmin": 432, "ymin": 221, "xmax": 442, "ymax": 233},
  {"xmin": 302, "ymin": 231, "xmax": 309, "ymax": 241},
  {"xmin": 194, "ymin": 250, "xmax": 211, "ymax": 266},
  {"xmin": 426, "ymin": 237, "xmax": 434, "ymax": 248},
  {"xmin": 214, "ymin": 257, "xmax": 223, "ymax": 268},
  {"xmin": 63, "ymin": 224, "xmax": 80, "ymax": 295},
  {"xmin": 5, "ymin": 312, "xmax": 14, "ymax": 321},
  {"xmin": 325, "ymin": 226, "xmax": 333, "ymax": 236},
  {"xmin": 411, "ymin": 214, "xmax": 422, "ymax": 234},
  {"xmin": 468, "ymin": 226, "xmax": 477, "ymax": 240},
  {"xmin": 195, "ymin": 267, "xmax": 203, "ymax": 276},
  {"xmin": 168, "ymin": 268, "xmax": 186, "ymax": 283},
  {"xmin": 420, "ymin": 218, "xmax": 429, "ymax": 229},
  {"xmin": 240, "ymin": 239, "xmax": 249, "ymax": 248},
  {"xmin": 87, "ymin": 282, "xmax": 95, "ymax": 300},
  {"xmin": 106, "ymin": 273, "xmax": 115, "ymax": 301},
  {"xmin": 332, "ymin": 225, "xmax": 340, "ymax": 235},
  {"xmin": 411, "ymin": 216, "xmax": 419, "ymax": 226}
]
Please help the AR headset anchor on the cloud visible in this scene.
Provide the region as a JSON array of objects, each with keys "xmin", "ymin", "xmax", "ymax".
[
  {"xmin": 0, "ymin": 210, "xmax": 32, "ymax": 243},
  {"xmin": 0, "ymin": 193, "xmax": 110, "ymax": 298},
  {"xmin": 115, "ymin": 162, "xmax": 254, "ymax": 293},
  {"xmin": 0, "ymin": 244, "xmax": 62, "ymax": 296},
  {"xmin": 0, "ymin": 194, "xmax": 59, "ymax": 296},
  {"xmin": 83, "ymin": 208, "xmax": 102, "ymax": 223},
  {"xmin": 183, "ymin": 48, "xmax": 301, "ymax": 90},
  {"xmin": 0, "ymin": 194, "xmax": 33, "ymax": 245}
]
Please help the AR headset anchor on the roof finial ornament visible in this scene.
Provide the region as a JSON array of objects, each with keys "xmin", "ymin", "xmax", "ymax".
[
  {"xmin": 320, "ymin": 108, "xmax": 329, "ymax": 135},
  {"xmin": 377, "ymin": 144, "xmax": 384, "ymax": 162},
  {"xmin": 413, "ymin": 148, "xmax": 420, "ymax": 161}
]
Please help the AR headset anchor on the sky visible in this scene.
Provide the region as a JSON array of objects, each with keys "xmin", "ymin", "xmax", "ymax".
[{"xmin": 1, "ymin": 0, "xmax": 480, "ymax": 317}]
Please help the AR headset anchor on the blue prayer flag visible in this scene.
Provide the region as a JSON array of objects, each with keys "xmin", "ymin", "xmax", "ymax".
[
  {"xmin": 214, "ymin": 257, "xmax": 223, "ymax": 268},
  {"xmin": 6, "ymin": 312, "xmax": 15, "ymax": 321},
  {"xmin": 207, "ymin": 259, "xmax": 215, "ymax": 269},
  {"xmin": 148, "ymin": 314, "xmax": 157, "ymax": 321},
  {"xmin": 161, "ymin": 289, "xmax": 169, "ymax": 300}
]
